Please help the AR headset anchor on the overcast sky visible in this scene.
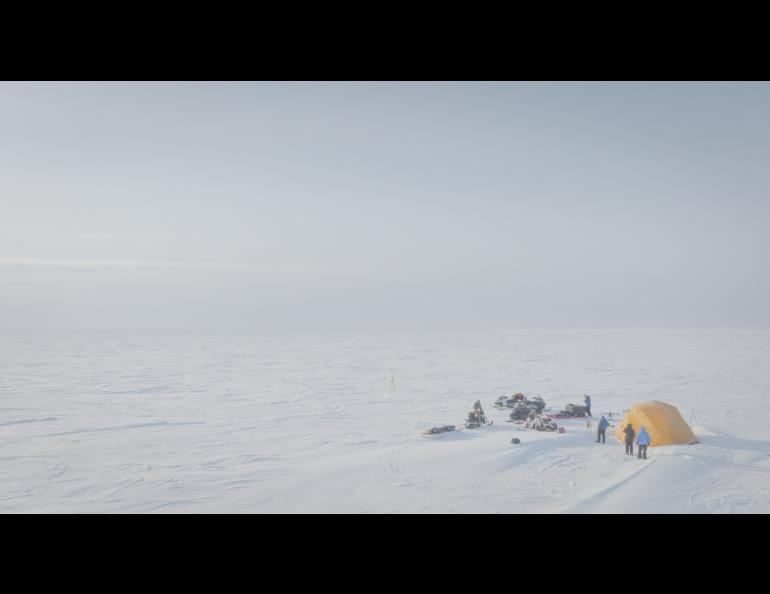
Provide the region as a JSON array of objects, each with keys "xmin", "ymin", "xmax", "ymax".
[{"xmin": 2, "ymin": 81, "xmax": 769, "ymax": 331}]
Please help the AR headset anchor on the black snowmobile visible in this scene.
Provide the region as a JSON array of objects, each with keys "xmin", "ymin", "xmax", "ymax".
[{"xmin": 465, "ymin": 400, "xmax": 494, "ymax": 429}]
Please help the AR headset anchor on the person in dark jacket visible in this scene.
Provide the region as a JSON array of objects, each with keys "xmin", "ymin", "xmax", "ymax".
[
  {"xmin": 636, "ymin": 426, "xmax": 651, "ymax": 459},
  {"xmin": 595, "ymin": 415, "xmax": 609, "ymax": 443},
  {"xmin": 623, "ymin": 423, "xmax": 635, "ymax": 455}
]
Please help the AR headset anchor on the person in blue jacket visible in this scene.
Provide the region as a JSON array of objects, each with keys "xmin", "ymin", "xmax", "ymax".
[
  {"xmin": 584, "ymin": 395, "xmax": 592, "ymax": 417},
  {"xmin": 636, "ymin": 426, "xmax": 651, "ymax": 459},
  {"xmin": 595, "ymin": 415, "xmax": 609, "ymax": 443}
]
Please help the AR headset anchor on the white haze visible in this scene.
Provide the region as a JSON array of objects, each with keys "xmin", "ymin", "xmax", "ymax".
[{"xmin": 2, "ymin": 81, "xmax": 770, "ymax": 332}]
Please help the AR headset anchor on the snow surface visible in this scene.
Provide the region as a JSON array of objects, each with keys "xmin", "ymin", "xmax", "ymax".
[{"xmin": 2, "ymin": 330, "xmax": 769, "ymax": 513}]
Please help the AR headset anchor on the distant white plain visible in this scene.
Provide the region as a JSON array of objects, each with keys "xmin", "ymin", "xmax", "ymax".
[{"xmin": 2, "ymin": 330, "xmax": 768, "ymax": 513}]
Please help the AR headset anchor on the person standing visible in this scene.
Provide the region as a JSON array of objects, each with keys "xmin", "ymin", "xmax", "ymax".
[
  {"xmin": 584, "ymin": 395, "xmax": 592, "ymax": 417},
  {"xmin": 636, "ymin": 426, "xmax": 650, "ymax": 459},
  {"xmin": 623, "ymin": 423, "xmax": 635, "ymax": 455},
  {"xmin": 596, "ymin": 415, "xmax": 609, "ymax": 443}
]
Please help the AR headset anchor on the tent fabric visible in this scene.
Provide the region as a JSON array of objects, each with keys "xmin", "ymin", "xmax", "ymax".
[{"xmin": 613, "ymin": 400, "xmax": 697, "ymax": 447}]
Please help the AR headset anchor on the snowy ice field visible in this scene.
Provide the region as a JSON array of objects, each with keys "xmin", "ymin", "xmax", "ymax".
[{"xmin": 1, "ymin": 330, "xmax": 769, "ymax": 513}]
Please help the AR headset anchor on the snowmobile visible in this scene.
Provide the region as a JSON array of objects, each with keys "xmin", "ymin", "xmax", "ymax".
[
  {"xmin": 465, "ymin": 400, "xmax": 493, "ymax": 429},
  {"xmin": 493, "ymin": 392, "xmax": 526, "ymax": 409},
  {"xmin": 546, "ymin": 403, "xmax": 587, "ymax": 419},
  {"xmin": 508, "ymin": 401, "xmax": 532, "ymax": 421},
  {"xmin": 493, "ymin": 395, "xmax": 514, "ymax": 409},
  {"xmin": 525, "ymin": 413, "xmax": 559, "ymax": 432},
  {"xmin": 422, "ymin": 424, "xmax": 456, "ymax": 436},
  {"xmin": 506, "ymin": 396, "xmax": 547, "ymax": 421}
]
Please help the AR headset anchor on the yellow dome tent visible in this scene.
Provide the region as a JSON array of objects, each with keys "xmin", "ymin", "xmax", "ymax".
[{"xmin": 613, "ymin": 400, "xmax": 698, "ymax": 446}]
